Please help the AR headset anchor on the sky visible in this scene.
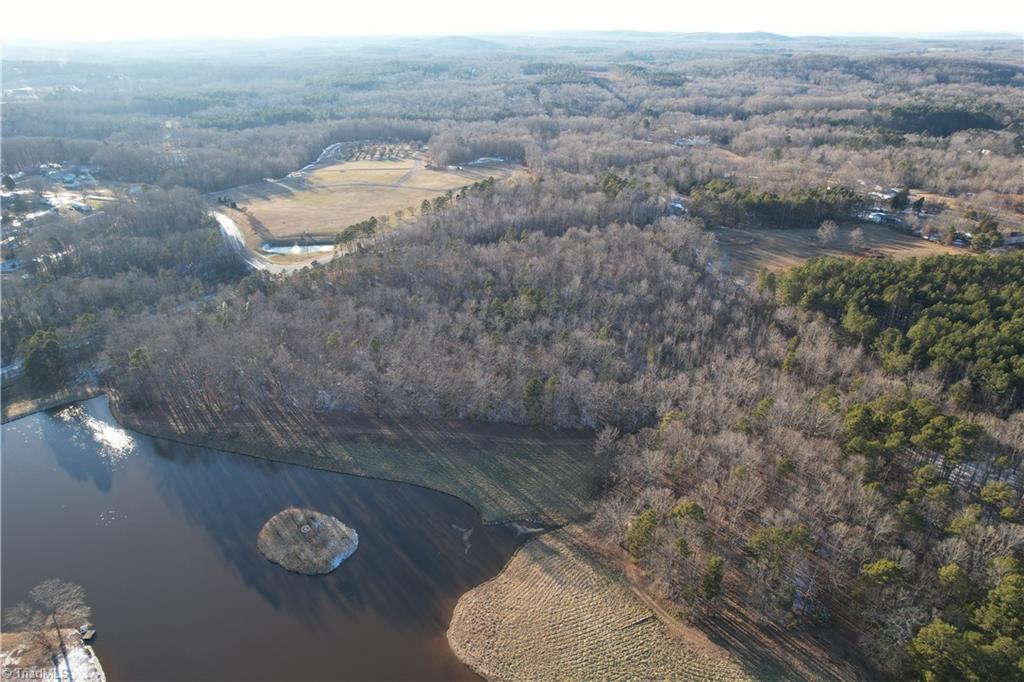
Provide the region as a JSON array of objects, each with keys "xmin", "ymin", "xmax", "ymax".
[{"xmin": 3, "ymin": 0, "xmax": 1022, "ymax": 41}]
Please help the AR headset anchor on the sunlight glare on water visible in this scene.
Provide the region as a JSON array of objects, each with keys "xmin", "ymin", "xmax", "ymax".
[{"xmin": 57, "ymin": 404, "xmax": 135, "ymax": 462}]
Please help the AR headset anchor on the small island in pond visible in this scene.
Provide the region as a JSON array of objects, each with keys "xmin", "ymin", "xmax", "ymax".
[{"xmin": 257, "ymin": 508, "xmax": 359, "ymax": 574}]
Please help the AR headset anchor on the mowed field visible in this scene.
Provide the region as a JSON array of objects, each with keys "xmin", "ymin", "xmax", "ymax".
[
  {"xmin": 223, "ymin": 152, "xmax": 525, "ymax": 241},
  {"xmin": 712, "ymin": 223, "xmax": 961, "ymax": 279}
]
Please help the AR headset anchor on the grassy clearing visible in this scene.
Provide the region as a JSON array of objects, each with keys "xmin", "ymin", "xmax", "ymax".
[
  {"xmin": 712, "ymin": 223, "xmax": 960, "ymax": 278},
  {"xmin": 223, "ymin": 151, "xmax": 525, "ymax": 241},
  {"xmin": 448, "ymin": 527, "xmax": 752, "ymax": 681},
  {"xmin": 1, "ymin": 381, "xmax": 102, "ymax": 423},
  {"xmin": 114, "ymin": 395, "xmax": 597, "ymax": 524}
]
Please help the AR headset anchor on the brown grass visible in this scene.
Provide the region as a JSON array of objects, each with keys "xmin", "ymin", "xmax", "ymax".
[
  {"xmin": 257, "ymin": 507, "xmax": 358, "ymax": 574},
  {"xmin": 448, "ymin": 527, "xmax": 752, "ymax": 681},
  {"xmin": 222, "ymin": 152, "xmax": 525, "ymax": 241},
  {"xmin": 1, "ymin": 381, "xmax": 102, "ymax": 424},
  {"xmin": 712, "ymin": 223, "xmax": 961, "ymax": 278}
]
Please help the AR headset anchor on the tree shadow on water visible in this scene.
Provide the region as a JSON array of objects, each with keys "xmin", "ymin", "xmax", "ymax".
[{"xmin": 141, "ymin": 435, "xmax": 520, "ymax": 633}]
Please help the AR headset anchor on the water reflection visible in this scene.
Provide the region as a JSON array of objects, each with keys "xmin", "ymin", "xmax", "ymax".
[
  {"xmin": 38, "ymin": 403, "xmax": 134, "ymax": 492},
  {"xmin": 58, "ymin": 404, "xmax": 136, "ymax": 460},
  {"xmin": 3, "ymin": 397, "xmax": 519, "ymax": 681},
  {"xmin": 142, "ymin": 435, "xmax": 516, "ymax": 630}
]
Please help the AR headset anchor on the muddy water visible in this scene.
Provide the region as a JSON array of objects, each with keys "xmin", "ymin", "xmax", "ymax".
[{"xmin": 1, "ymin": 397, "xmax": 520, "ymax": 680}]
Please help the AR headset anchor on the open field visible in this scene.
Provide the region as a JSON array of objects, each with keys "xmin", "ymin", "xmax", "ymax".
[
  {"xmin": 712, "ymin": 223, "xmax": 961, "ymax": 279},
  {"xmin": 112, "ymin": 394, "xmax": 597, "ymax": 524},
  {"xmin": 448, "ymin": 527, "xmax": 752, "ymax": 681},
  {"xmin": 222, "ymin": 151, "xmax": 525, "ymax": 242}
]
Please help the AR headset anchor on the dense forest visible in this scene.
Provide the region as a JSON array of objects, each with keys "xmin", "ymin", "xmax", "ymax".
[
  {"xmin": 2, "ymin": 190, "xmax": 243, "ymax": 375},
  {"xmin": 3, "ymin": 33, "xmax": 1022, "ymax": 680},
  {"xmin": 776, "ymin": 254, "xmax": 1024, "ymax": 412},
  {"xmin": 4, "ymin": 36, "xmax": 1023, "ymax": 197}
]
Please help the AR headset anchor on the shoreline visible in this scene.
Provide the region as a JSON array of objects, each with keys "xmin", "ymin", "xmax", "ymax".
[
  {"xmin": 103, "ymin": 391, "xmax": 596, "ymax": 526},
  {"xmin": 0, "ymin": 630, "xmax": 106, "ymax": 682},
  {"xmin": 3, "ymin": 392, "xmax": 525, "ymax": 682},
  {"xmin": 1, "ymin": 383, "xmax": 102, "ymax": 424},
  {"xmin": 4, "ymin": 388, "xmax": 591, "ymax": 527},
  {"xmin": 3, "ymin": 390, "xmax": 605, "ymax": 681},
  {"xmin": 2, "ymin": 390, "xmax": 764, "ymax": 681}
]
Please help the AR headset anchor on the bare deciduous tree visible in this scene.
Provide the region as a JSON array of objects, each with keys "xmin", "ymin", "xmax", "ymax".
[
  {"xmin": 4, "ymin": 579, "xmax": 91, "ymax": 667},
  {"xmin": 817, "ymin": 220, "xmax": 838, "ymax": 247},
  {"xmin": 849, "ymin": 227, "xmax": 866, "ymax": 252}
]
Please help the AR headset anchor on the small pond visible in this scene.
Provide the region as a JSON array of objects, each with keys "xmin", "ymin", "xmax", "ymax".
[{"xmin": 260, "ymin": 243, "xmax": 334, "ymax": 255}]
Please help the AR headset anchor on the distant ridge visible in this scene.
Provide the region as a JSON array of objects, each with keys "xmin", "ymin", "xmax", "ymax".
[{"xmin": 410, "ymin": 35, "xmax": 507, "ymax": 50}]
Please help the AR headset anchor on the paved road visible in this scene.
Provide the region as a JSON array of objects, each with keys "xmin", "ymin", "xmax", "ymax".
[{"xmin": 213, "ymin": 212, "xmax": 308, "ymax": 274}]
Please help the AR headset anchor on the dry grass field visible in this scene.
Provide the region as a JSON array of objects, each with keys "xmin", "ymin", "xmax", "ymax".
[
  {"xmin": 222, "ymin": 150, "xmax": 525, "ymax": 242},
  {"xmin": 712, "ymin": 223, "xmax": 961, "ymax": 279},
  {"xmin": 448, "ymin": 527, "xmax": 752, "ymax": 682}
]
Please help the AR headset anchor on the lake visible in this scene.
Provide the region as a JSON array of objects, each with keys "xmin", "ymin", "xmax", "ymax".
[{"xmin": 1, "ymin": 397, "xmax": 521, "ymax": 680}]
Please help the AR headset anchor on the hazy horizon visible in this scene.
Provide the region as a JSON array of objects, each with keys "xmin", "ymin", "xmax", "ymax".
[{"xmin": 3, "ymin": 0, "xmax": 1022, "ymax": 42}]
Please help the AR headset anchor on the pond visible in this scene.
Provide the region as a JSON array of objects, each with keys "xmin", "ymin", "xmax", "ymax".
[
  {"xmin": 1, "ymin": 397, "xmax": 520, "ymax": 680},
  {"xmin": 260, "ymin": 243, "xmax": 334, "ymax": 255}
]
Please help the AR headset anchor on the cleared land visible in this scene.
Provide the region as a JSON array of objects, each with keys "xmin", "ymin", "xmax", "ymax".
[
  {"xmin": 222, "ymin": 150, "xmax": 525, "ymax": 243},
  {"xmin": 712, "ymin": 223, "xmax": 961, "ymax": 278},
  {"xmin": 112, "ymin": 395, "xmax": 597, "ymax": 524},
  {"xmin": 448, "ymin": 527, "xmax": 751, "ymax": 682}
]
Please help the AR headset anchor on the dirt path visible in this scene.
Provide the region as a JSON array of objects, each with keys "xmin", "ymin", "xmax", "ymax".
[{"xmin": 393, "ymin": 154, "xmax": 423, "ymax": 186}]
